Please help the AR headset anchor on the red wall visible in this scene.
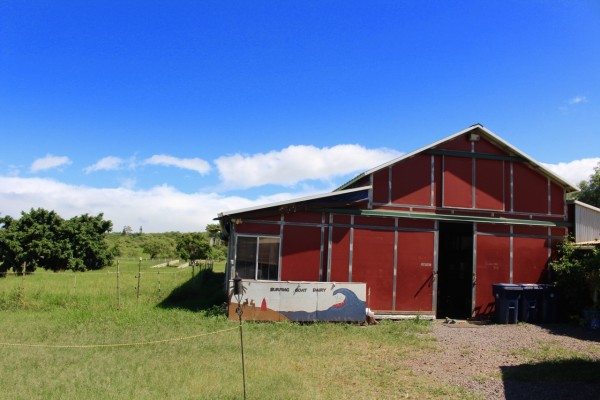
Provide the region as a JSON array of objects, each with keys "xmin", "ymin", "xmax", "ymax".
[
  {"xmin": 329, "ymin": 225, "xmax": 350, "ymax": 282},
  {"xmin": 391, "ymin": 155, "xmax": 432, "ymax": 206},
  {"xmin": 443, "ymin": 156, "xmax": 472, "ymax": 208},
  {"xmin": 475, "ymin": 234, "xmax": 510, "ymax": 317},
  {"xmin": 281, "ymin": 225, "xmax": 321, "ymax": 281},
  {"xmin": 513, "ymin": 163, "xmax": 548, "ymax": 214},
  {"xmin": 475, "ymin": 159, "xmax": 504, "ymax": 210},
  {"xmin": 513, "ymin": 236, "xmax": 549, "ymax": 283},
  {"xmin": 395, "ymin": 231, "xmax": 434, "ymax": 312}
]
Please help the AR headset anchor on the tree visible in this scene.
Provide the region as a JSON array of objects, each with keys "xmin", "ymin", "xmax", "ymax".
[
  {"xmin": 176, "ymin": 233, "xmax": 211, "ymax": 261},
  {"xmin": 141, "ymin": 237, "xmax": 171, "ymax": 259},
  {"xmin": 576, "ymin": 161, "xmax": 600, "ymax": 207},
  {"xmin": 205, "ymin": 223, "xmax": 221, "ymax": 246}
]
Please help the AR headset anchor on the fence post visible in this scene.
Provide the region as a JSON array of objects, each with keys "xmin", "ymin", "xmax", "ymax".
[
  {"xmin": 136, "ymin": 257, "xmax": 142, "ymax": 302},
  {"xmin": 157, "ymin": 269, "xmax": 161, "ymax": 297},
  {"xmin": 116, "ymin": 260, "xmax": 121, "ymax": 309},
  {"xmin": 192, "ymin": 262, "xmax": 195, "ymax": 278}
]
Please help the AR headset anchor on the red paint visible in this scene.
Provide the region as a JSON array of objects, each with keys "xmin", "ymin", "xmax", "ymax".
[
  {"xmin": 513, "ymin": 226, "xmax": 548, "ymax": 236},
  {"xmin": 352, "ymin": 228, "xmax": 394, "ymax": 310},
  {"xmin": 513, "ymin": 163, "xmax": 548, "ymax": 214},
  {"xmin": 372, "ymin": 169, "xmax": 389, "ymax": 204},
  {"xmin": 261, "ymin": 298, "xmax": 267, "ymax": 311},
  {"xmin": 329, "ymin": 226, "xmax": 350, "ymax": 282},
  {"xmin": 354, "ymin": 216, "xmax": 395, "ymax": 227},
  {"xmin": 475, "ymin": 235, "xmax": 510, "ymax": 317},
  {"xmin": 236, "ymin": 222, "xmax": 280, "ymax": 235},
  {"xmin": 391, "ymin": 154, "xmax": 432, "ymax": 206},
  {"xmin": 475, "ymin": 159, "xmax": 504, "ymax": 210},
  {"xmin": 285, "ymin": 211, "xmax": 323, "ymax": 223},
  {"xmin": 477, "ymin": 224, "xmax": 510, "ymax": 234},
  {"xmin": 513, "ymin": 237, "xmax": 549, "ymax": 283},
  {"xmin": 395, "ymin": 231, "xmax": 434, "ymax": 312},
  {"xmin": 437, "ymin": 135, "xmax": 472, "ymax": 151},
  {"xmin": 443, "ymin": 156, "xmax": 473, "ymax": 208},
  {"xmin": 333, "ymin": 214, "xmax": 351, "ymax": 224},
  {"xmin": 475, "ymin": 137, "xmax": 505, "ymax": 155},
  {"xmin": 435, "ymin": 155, "xmax": 443, "ymax": 207},
  {"xmin": 550, "ymin": 182, "xmax": 565, "ymax": 215},
  {"xmin": 281, "ymin": 225, "xmax": 321, "ymax": 281}
]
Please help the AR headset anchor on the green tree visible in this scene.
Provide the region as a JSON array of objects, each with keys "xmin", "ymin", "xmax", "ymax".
[
  {"xmin": 576, "ymin": 161, "xmax": 600, "ymax": 207},
  {"xmin": 205, "ymin": 223, "xmax": 221, "ymax": 245},
  {"xmin": 141, "ymin": 237, "xmax": 171, "ymax": 259},
  {"xmin": 176, "ymin": 233, "xmax": 211, "ymax": 261},
  {"xmin": 62, "ymin": 213, "xmax": 114, "ymax": 271}
]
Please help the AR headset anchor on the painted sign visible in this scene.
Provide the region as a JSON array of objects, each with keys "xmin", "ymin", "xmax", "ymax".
[{"xmin": 228, "ymin": 280, "xmax": 367, "ymax": 322}]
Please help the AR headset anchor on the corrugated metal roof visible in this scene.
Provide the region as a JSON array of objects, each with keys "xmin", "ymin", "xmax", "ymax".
[
  {"xmin": 217, "ymin": 186, "xmax": 370, "ymax": 218},
  {"xmin": 336, "ymin": 124, "xmax": 579, "ymax": 192}
]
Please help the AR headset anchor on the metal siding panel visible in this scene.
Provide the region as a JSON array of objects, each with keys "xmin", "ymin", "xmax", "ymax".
[
  {"xmin": 330, "ymin": 226, "xmax": 350, "ymax": 282},
  {"xmin": 475, "ymin": 158, "xmax": 504, "ymax": 210},
  {"xmin": 513, "ymin": 236, "xmax": 550, "ymax": 283},
  {"xmin": 372, "ymin": 168, "xmax": 389, "ymax": 204},
  {"xmin": 513, "ymin": 163, "xmax": 548, "ymax": 214},
  {"xmin": 236, "ymin": 222, "xmax": 281, "ymax": 235},
  {"xmin": 550, "ymin": 183, "xmax": 565, "ymax": 216},
  {"xmin": 352, "ymin": 227, "xmax": 395, "ymax": 311},
  {"xmin": 284, "ymin": 211, "xmax": 324, "ymax": 223},
  {"xmin": 437, "ymin": 134, "xmax": 472, "ymax": 151},
  {"xmin": 280, "ymin": 225, "xmax": 321, "ymax": 281},
  {"xmin": 575, "ymin": 204, "xmax": 600, "ymax": 242},
  {"xmin": 390, "ymin": 154, "xmax": 432, "ymax": 206},
  {"xmin": 395, "ymin": 231, "xmax": 434, "ymax": 312},
  {"xmin": 474, "ymin": 234, "xmax": 510, "ymax": 317},
  {"xmin": 443, "ymin": 156, "xmax": 473, "ymax": 208},
  {"xmin": 475, "ymin": 136, "xmax": 506, "ymax": 155}
]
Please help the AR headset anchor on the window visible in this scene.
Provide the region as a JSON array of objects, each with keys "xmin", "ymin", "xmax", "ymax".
[{"xmin": 235, "ymin": 235, "xmax": 280, "ymax": 280}]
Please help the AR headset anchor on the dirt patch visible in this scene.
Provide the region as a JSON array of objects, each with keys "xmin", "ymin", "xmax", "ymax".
[{"xmin": 407, "ymin": 322, "xmax": 600, "ymax": 399}]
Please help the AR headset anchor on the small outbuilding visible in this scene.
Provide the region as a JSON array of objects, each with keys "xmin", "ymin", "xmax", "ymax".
[{"xmin": 217, "ymin": 124, "xmax": 581, "ymax": 319}]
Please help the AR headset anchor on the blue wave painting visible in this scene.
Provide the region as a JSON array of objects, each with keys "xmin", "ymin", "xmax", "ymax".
[{"xmin": 280, "ymin": 288, "xmax": 366, "ymax": 322}]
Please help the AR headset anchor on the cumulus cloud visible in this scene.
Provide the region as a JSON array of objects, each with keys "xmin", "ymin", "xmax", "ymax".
[
  {"xmin": 542, "ymin": 158, "xmax": 600, "ymax": 187},
  {"xmin": 215, "ymin": 144, "xmax": 401, "ymax": 189},
  {"xmin": 144, "ymin": 154, "xmax": 211, "ymax": 175},
  {"xmin": 568, "ymin": 96, "xmax": 588, "ymax": 105},
  {"xmin": 30, "ymin": 155, "xmax": 71, "ymax": 172},
  {"xmin": 84, "ymin": 156, "xmax": 124, "ymax": 173},
  {"xmin": 0, "ymin": 176, "xmax": 316, "ymax": 232}
]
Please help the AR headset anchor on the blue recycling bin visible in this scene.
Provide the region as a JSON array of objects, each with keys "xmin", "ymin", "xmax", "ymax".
[
  {"xmin": 519, "ymin": 284, "xmax": 544, "ymax": 323},
  {"xmin": 493, "ymin": 284, "xmax": 522, "ymax": 324}
]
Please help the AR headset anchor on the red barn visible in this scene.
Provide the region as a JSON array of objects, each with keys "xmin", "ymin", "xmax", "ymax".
[{"xmin": 217, "ymin": 125, "xmax": 578, "ymax": 319}]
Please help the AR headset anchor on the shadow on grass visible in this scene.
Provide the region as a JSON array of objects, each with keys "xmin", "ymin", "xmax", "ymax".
[
  {"xmin": 537, "ymin": 323, "xmax": 600, "ymax": 343},
  {"xmin": 158, "ymin": 269, "xmax": 227, "ymax": 313},
  {"xmin": 501, "ymin": 359, "xmax": 600, "ymax": 400}
]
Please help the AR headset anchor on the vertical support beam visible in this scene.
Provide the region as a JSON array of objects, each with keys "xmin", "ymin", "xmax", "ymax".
[
  {"xmin": 432, "ymin": 220, "xmax": 439, "ymax": 315},
  {"xmin": 319, "ymin": 212, "xmax": 325, "ymax": 281},
  {"xmin": 441, "ymin": 155, "xmax": 446, "ymax": 207},
  {"xmin": 510, "ymin": 162, "xmax": 514, "ymax": 212},
  {"xmin": 547, "ymin": 226, "xmax": 552, "ymax": 282},
  {"xmin": 278, "ymin": 214, "xmax": 284, "ymax": 281},
  {"xmin": 502, "ymin": 160, "xmax": 506, "ymax": 211},
  {"xmin": 472, "ymin": 158, "xmax": 476, "ymax": 209},
  {"xmin": 348, "ymin": 215, "xmax": 354, "ymax": 282},
  {"xmin": 392, "ymin": 218, "xmax": 398, "ymax": 311},
  {"xmin": 430, "ymin": 155, "xmax": 435, "ymax": 206},
  {"xmin": 547, "ymin": 178, "xmax": 551, "ymax": 215},
  {"xmin": 509, "ymin": 225, "xmax": 514, "ymax": 284},
  {"xmin": 368, "ymin": 174, "xmax": 373, "ymax": 209},
  {"xmin": 326, "ymin": 213, "xmax": 333, "ymax": 281},
  {"xmin": 254, "ymin": 237, "xmax": 259, "ymax": 280},
  {"xmin": 472, "ymin": 223, "xmax": 477, "ymax": 317},
  {"xmin": 388, "ymin": 166, "xmax": 392, "ymax": 204}
]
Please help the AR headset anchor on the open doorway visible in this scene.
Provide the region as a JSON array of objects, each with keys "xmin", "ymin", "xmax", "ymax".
[{"xmin": 436, "ymin": 222, "xmax": 473, "ymax": 319}]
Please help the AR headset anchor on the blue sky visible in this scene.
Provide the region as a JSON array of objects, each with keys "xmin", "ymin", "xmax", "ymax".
[{"xmin": 1, "ymin": 1, "xmax": 599, "ymax": 231}]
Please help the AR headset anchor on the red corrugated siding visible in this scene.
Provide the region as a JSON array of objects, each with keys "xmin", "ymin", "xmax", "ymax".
[
  {"xmin": 284, "ymin": 211, "xmax": 322, "ymax": 224},
  {"xmin": 550, "ymin": 182, "xmax": 564, "ymax": 215},
  {"xmin": 475, "ymin": 137, "xmax": 505, "ymax": 155},
  {"xmin": 354, "ymin": 216, "xmax": 395, "ymax": 227},
  {"xmin": 397, "ymin": 219, "xmax": 435, "ymax": 230},
  {"xmin": 477, "ymin": 224, "xmax": 511, "ymax": 234},
  {"xmin": 373, "ymin": 169, "xmax": 389, "ymax": 203},
  {"xmin": 513, "ymin": 226, "xmax": 548, "ymax": 236},
  {"xmin": 513, "ymin": 236, "xmax": 549, "ymax": 283},
  {"xmin": 281, "ymin": 225, "xmax": 321, "ymax": 281},
  {"xmin": 236, "ymin": 222, "xmax": 280, "ymax": 235},
  {"xmin": 333, "ymin": 214, "xmax": 351, "ymax": 224},
  {"xmin": 475, "ymin": 159, "xmax": 504, "ymax": 210},
  {"xmin": 437, "ymin": 135, "xmax": 472, "ymax": 151},
  {"xmin": 329, "ymin": 226, "xmax": 350, "ymax": 282},
  {"xmin": 391, "ymin": 154, "xmax": 431, "ymax": 206},
  {"xmin": 352, "ymin": 228, "xmax": 394, "ymax": 310},
  {"xmin": 435, "ymin": 155, "xmax": 443, "ymax": 207},
  {"xmin": 443, "ymin": 156, "xmax": 473, "ymax": 208},
  {"xmin": 513, "ymin": 163, "xmax": 547, "ymax": 214},
  {"xmin": 475, "ymin": 235, "xmax": 510, "ymax": 317},
  {"xmin": 395, "ymin": 231, "xmax": 434, "ymax": 311}
]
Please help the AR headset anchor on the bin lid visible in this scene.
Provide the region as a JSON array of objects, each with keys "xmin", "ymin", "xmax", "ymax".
[
  {"xmin": 519, "ymin": 284, "xmax": 544, "ymax": 290},
  {"xmin": 492, "ymin": 283, "xmax": 522, "ymax": 290}
]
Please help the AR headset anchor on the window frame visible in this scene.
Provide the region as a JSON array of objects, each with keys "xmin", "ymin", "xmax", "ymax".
[{"xmin": 235, "ymin": 234, "xmax": 281, "ymax": 281}]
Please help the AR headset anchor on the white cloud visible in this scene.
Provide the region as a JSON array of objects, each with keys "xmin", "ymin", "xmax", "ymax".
[
  {"xmin": 30, "ymin": 155, "xmax": 71, "ymax": 172},
  {"xmin": 0, "ymin": 176, "xmax": 315, "ymax": 232},
  {"xmin": 84, "ymin": 156, "xmax": 124, "ymax": 173},
  {"xmin": 542, "ymin": 158, "xmax": 600, "ymax": 187},
  {"xmin": 568, "ymin": 96, "xmax": 588, "ymax": 105},
  {"xmin": 215, "ymin": 144, "xmax": 401, "ymax": 189},
  {"xmin": 144, "ymin": 154, "xmax": 211, "ymax": 175}
]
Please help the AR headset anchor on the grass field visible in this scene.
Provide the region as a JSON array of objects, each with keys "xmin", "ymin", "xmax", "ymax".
[{"xmin": 0, "ymin": 259, "xmax": 476, "ymax": 400}]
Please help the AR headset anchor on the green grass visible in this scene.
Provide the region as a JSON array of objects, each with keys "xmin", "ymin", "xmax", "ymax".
[{"xmin": 0, "ymin": 260, "xmax": 475, "ymax": 400}]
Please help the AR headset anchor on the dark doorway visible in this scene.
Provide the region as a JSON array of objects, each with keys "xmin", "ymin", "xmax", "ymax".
[{"xmin": 436, "ymin": 222, "xmax": 473, "ymax": 319}]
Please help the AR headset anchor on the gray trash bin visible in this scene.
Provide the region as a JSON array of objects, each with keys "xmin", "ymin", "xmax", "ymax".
[
  {"xmin": 519, "ymin": 284, "xmax": 544, "ymax": 323},
  {"xmin": 539, "ymin": 284, "xmax": 558, "ymax": 323},
  {"xmin": 493, "ymin": 284, "xmax": 522, "ymax": 324}
]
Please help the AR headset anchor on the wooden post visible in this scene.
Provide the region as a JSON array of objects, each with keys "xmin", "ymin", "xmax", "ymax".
[
  {"xmin": 136, "ymin": 257, "xmax": 141, "ymax": 302},
  {"xmin": 192, "ymin": 262, "xmax": 195, "ymax": 278},
  {"xmin": 116, "ymin": 260, "xmax": 121, "ymax": 309},
  {"xmin": 157, "ymin": 269, "xmax": 161, "ymax": 297}
]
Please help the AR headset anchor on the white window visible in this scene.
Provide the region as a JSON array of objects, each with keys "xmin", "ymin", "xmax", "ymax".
[{"xmin": 235, "ymin": 235, "xmax": 280, "ymax": 280}]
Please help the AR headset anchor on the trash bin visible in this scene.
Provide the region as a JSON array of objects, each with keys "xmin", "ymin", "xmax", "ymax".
[
  {"xmin": 519, "ymin": 284, "xmax": 544, "ymax": 323},
  {"xmin": 493, "ymin": 284, "xmax": 522, "ymax": 324},
  {"xmin": 539, "ymin": 284, "xmax": 558, "ymax": 323}
]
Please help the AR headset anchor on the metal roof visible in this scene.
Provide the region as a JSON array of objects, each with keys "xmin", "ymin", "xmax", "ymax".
[
  {"xmin": 336, "ymin": 124, "xmax": 579, "ymax": 192},
  {"xmin": 217, "ymin": 185, "xmax": 370, "ymax": 218}
]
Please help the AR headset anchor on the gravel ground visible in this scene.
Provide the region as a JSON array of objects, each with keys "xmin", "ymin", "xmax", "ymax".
[{"xmin": 407, "ymin": 321, "xmax": 600, "ymax": 399}]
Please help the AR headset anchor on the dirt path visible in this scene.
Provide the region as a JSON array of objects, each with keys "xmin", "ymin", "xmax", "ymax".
[{"xmin": 408, "ymin": 322, "xmax": 600, "ymax": 399}]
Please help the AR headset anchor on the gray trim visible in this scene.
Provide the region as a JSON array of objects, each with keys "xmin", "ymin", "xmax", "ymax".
[
  {"xmin": 430, "ymin": 155, "xmax": 435, "ymax": 206},
  {"xmin": 502, "ymin": 160, "xmax": 506, "ymax": 211},
  {"xmin": 278, "ymin": 214, "xmax": 284, "ymax": 281},
  {"xmin": 368, "ymin": 174, "xmax": 374, "ymax": 209},
  {"xmin": 472, "ymin": 223, "xmax": 477, "ymax": 317},
  {"xmin": 432, "ymin": 221, "xmax": 439, "ymax": 315},
  {"xmin": 326, "ymin": 213, "xmax": 333, "ymax": 281},
  {"xmin": 348, "ymin": 215, "xmax": 354, "ymax": 282},
  {"xmin": 472, "ymin": 157, "xmax": 476, "ymax": 208},
  {"xmin": 319, "ymin": 212, "xmax": 325, "ymax": 281},
  {"xmin": 388, "ymin": 166, "xmax": 392, "ymax": 204},
  {"xmin": 426, "ymin": 148, "xmax": 525, "ymax": 163},
  {"xmin": 441, "ymin": 155, "xmax": 446, "ymax": 207},
  {"xmin": 547, "ymin": 178, "xmax": 551, "ymax": 215},
  {"xmin": 232, "ymin": 224, "xmax": 238, "ymax": 279},
  {"xmin": 392, "ymin": 218, "xmax": 398, "ymax": 311},
  {"xmin": 509, "ymin": 225, "xmax": 514, "ymax": 283}
]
